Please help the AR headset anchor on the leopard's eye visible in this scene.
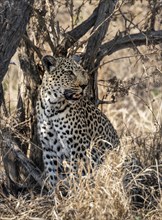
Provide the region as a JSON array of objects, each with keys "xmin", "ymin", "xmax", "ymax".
[
  {"xmin": 68, "ymin": 70, "xmax": 74, "ymax": 75},
  {"xmin": 66, "ymin": 71, "xmax": 76, "ymax": 80}
]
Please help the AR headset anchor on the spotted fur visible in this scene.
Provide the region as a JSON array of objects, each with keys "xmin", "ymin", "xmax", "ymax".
[{"xmin": 36, "ymin": 55, "xmax": 119, "ymax": 189}]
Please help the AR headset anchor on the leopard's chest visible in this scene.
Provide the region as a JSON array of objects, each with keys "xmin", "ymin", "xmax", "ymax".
[{"xmin": 36, "ymin": 97, "xmax": 91, "ymax": 147}]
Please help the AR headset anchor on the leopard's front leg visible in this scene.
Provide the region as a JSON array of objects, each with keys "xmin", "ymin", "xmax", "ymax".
[{"xmin": 38, "ymin": 120, "xmax": 67, "ymax": 190}]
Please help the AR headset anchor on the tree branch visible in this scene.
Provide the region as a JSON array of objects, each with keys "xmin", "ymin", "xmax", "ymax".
[
  {"xmin": 83, "ymin": 0, "xmax": 118, "ymax": 70},
  {"xmin": 58, "ymin": 5, "xmax": 99, "ymax": 55},
  {"xmin": 0, "ymin": 0, "xmax": 34, "ymax": 84},
  {"xmin": 1, "ymin": 131, "xmax": 45, "ymax": 189},
  {"xmin": 81, "ymin": 0, "xmax": 118, "ymax": 104},
  {"xmin": 23, "ymin": 35, "xmax": 43, "ymax": 60},
  {"xmin": 97, "ymin": 30, "xmax": 162, "ymax": 62}
]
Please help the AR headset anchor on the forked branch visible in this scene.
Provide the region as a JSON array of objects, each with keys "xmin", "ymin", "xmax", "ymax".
[{"xmin": 97, "ymin": 30, "xmax": 162, "ymax": 63}]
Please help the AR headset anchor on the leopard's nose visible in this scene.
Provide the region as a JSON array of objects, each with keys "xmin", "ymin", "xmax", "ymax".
[{"xmin": 80, "ymin": 85, "xmax": 87, "ymax": 90}]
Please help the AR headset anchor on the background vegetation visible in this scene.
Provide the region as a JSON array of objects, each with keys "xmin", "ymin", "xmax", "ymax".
[{"xmin": 0, "ymin": 0, "xmax": 162, "ymax": 219}]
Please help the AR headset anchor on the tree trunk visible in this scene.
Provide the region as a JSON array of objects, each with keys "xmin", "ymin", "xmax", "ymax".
[
  {"xmin": 0, "ymin": 0, "xmax": 34, "ymax": 195},
  {"xmin": 0, "ymin": 0, "xmax": 34, "ymax": 84}
]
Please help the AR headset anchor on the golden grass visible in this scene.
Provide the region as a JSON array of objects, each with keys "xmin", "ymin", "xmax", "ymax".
[{"xmin": 0, "ymin": 141, "xmax": 161, "ymax": 220}]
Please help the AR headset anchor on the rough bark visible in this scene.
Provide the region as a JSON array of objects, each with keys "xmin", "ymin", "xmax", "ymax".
[
  {"xmin": 83, "ymin": 0, "xmax": 118, "ymax": 104},
  {"xmin": 0, "ymin": 0, "xmax": 34, "ymax": 84},
  {"xmin": 83, "ymin": 0, "xmax": 118, "ymax": 69},
  {"xmin": 0, "ymin": 0, "xmax": 34, "ymax": 195}
]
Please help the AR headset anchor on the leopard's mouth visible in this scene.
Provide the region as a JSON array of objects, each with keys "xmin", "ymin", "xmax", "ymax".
[
  {"xmin": 64, "ymin": 89, "xmax": 83, "ymax": 100},
  {"xmin": 72, "ymin": 93, "xmax": 82, "ymax": 99}
]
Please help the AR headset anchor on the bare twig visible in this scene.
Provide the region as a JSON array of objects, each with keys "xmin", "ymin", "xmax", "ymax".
[
  {"xmin": 148, "ymin": 0, "xmax": 158, "ymax": 30},
  {"xmin": 0, "ymin": 83, "xmax": 8, "ymax": 117}
]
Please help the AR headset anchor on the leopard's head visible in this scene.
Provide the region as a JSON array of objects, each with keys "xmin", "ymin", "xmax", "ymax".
[{"xmin": 41, "ymin": 55, "xmax": 89, "ymax": 101}]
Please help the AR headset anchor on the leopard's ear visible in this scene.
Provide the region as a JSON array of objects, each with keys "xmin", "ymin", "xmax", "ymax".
[
  {"xmin": 42, "ymin": 55, "xmax": 57, "ymax": 71},
  {"xmin": 71, "ymin": 55, "xmax": 81, "ymax": 63}
]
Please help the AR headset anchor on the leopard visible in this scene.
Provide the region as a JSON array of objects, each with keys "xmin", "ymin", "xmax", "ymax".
[{"xmin": 36, "ymin": 55, "xmax": 119, "ymax": 190}]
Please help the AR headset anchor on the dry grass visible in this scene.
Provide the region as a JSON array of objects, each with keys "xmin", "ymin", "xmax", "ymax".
[
  {"xmin": 1, "ymin": 80, "xmax": 162, "ymax": 219},
  {"xmin": 0, "ymin": 91, "xmax": 162, "ymax": 219},
  {"xmin": 0, "ymin": 143, "xmax": 161, "ymax": 220},
  {"xmin": 0, "ymin": 105, "xmax": 162, "ymax": 219}
]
